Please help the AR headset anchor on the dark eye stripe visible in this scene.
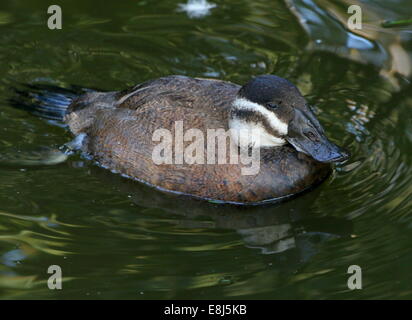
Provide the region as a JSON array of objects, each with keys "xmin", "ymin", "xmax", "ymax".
[{"xmin": 230, "ymin": 109, "xmax": 284, "ymax": 138}]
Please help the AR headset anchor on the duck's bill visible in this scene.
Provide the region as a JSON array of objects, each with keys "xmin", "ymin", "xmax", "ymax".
[
  {"xmin": 286, "ymin": 108, "xmax": 350, "ymax": 163},
  {"xmin": 287, "ymin": 135, "xmax": 349, "ymax": 163}
]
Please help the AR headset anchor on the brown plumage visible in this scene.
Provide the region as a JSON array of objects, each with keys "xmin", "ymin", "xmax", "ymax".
[{"xmin": 64, "ymin": 75, "xmax": 333, "ymax": 204}]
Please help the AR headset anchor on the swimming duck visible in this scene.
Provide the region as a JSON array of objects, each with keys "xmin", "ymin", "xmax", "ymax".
[{"xmin": 55, "ymin": 75, "xmax": 348, "ymax": 204}]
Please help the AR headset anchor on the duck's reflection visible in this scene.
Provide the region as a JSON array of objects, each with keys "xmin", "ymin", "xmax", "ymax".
[{"xmin": 87, "ymin": 164, "xmax": 353, "ymax": 263}]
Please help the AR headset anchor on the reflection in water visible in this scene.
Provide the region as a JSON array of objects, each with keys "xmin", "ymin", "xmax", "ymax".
[
  {"xmin": 177, "ymin": 0, "xmax": 217, "ymax": 19},
  {"xmin": 0, "ymin": 146, "xmax": 68, "ymax": 166},
  {"xmin": 287, "ymin": 0, "xmax": 412, "ymax": 89},
  {"xmin": 91, "ymin": 166, "xmax": 353, "ymax": 263},
  {"xmin": 1, "ymin": 249, "xmax": 26, "ymax": 267}
]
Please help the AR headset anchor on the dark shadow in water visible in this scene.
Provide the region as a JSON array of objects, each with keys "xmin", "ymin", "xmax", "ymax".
[{"xmin": 87, "ymin": 164, "xmax": 353, "ymax": 268}]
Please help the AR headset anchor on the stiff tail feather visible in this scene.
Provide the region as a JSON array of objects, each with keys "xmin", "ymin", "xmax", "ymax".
[{"xmin": 8, "ymin": 82, "xmax": 90, "ymax": 121}]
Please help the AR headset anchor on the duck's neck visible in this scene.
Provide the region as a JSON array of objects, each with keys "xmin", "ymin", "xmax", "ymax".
[{"xmin": 228, "ymin": 97, "xmax": 287, "ymax": 149}]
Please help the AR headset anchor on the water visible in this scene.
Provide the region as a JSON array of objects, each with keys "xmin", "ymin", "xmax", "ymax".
[{"xmin": 0, "ymin": 0, "xmax": 411, "ymax": 299}]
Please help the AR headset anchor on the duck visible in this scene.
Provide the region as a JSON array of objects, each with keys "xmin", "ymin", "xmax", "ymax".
[{"xmin": 29, "ymin": 74, "xmax": 350, "ymax": 204}]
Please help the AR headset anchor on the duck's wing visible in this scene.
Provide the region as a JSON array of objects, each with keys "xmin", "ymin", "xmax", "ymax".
[
  {"xmin": 115, "ymin": 75, "xmax": 240, "ymax": 112},
  {"xmin": 65, "ymin": 75, "xmax": 239, "ymax": 136}
]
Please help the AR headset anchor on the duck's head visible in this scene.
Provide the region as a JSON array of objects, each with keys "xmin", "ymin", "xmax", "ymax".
[{"xmin": 229, "ymin": 75, "xmax": 349, "ymax": 163}]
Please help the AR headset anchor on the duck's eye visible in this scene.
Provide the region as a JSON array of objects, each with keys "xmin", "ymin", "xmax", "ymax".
[
  {"xmin": 266, "ymin": 103, "xmax": 279, "ymax": 110},
  {"xmin": 305, "ymin": 131, "xmax": 318, "ymax": 142}
]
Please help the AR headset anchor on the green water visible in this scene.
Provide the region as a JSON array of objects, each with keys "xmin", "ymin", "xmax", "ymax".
[{"xmin": 0, "ymin": 0, "xmax": 411, "ymax": 299}]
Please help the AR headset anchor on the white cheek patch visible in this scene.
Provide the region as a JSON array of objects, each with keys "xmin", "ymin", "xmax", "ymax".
[
  {"xmin": 232, "ymin": 98, "xmax": 288, "ymax": 135},
  {"xmin": 229, "ymin": 118, "xmax": 287, "ymax": 148}
]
